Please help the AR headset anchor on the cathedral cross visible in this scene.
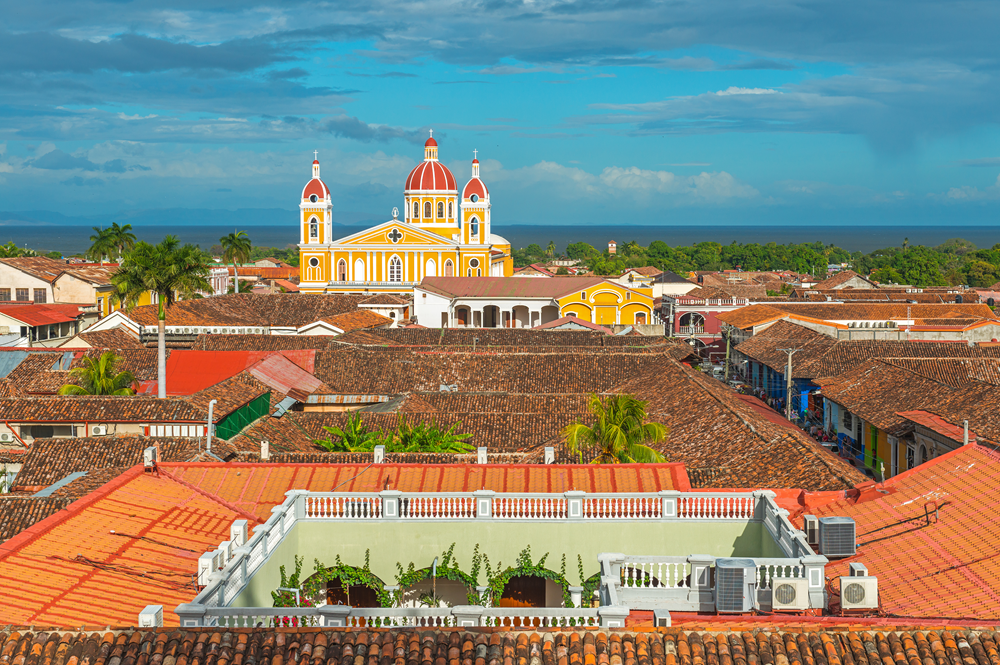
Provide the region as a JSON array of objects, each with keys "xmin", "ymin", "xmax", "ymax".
[
  {"xmin": 388, "ymin": 228, "xmax": 403, "ymax": 243},
  {"xmin": 314, "ymin": 150, "xmax": 318, "ymax": 160},
  {"xmin": 473, "ymin": 149, "xmax": 477, "ymax": 160}
]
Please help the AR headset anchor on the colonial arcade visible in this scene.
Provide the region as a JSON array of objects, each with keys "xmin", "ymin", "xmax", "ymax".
[{"xmin": 298, "ymin": 134, "xmax": 514, "ymax": 294}]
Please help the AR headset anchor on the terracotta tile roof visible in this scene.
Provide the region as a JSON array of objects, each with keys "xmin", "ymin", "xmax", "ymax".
[
  {"xmin": 0, "ymin": 256, "xmax": 65, "ymax": 283},
  {"xmin": 733, "ymin": 320, "xmax": 838, "ymax": 377},
  {"xmin": 180, "ymin": 371, "xmax": 270, "ymax": 417},
  {"xmin": 246, "ymin": 354, "xmax": 323, "ymax": 401},
  {"xmin": 722, "ymin": 302, "xmax": 1000, "ymax": 331},
  {"xmin": 419, "ymin": 275, "xmax": 608, "ymax": 299},
  {"xmin": 191, "ymin": 334, "xmax": 334, "ymax": 351},
  {"xmin": 349, "ymin": 327, "xmax": 673, "ymax": 349},
  {"xmin": 796, "ymin": 288, "xmax": 980, "ymax": 304},
  {"xmin": 125, "ymin": 293, "xmax": 369, "ymax": 326},
  {"xmin": 0, "ymin": 465, "xmax": 256, "ymax": 626},
  {"xmin": 533, "ymin": 315, "xmax": 613, "ymax": 333},
  {"xmin": 73, "ymin": 327, "xmax": 144, "ymax": 348},
  {"xmin": 10, "ymin": 436, "xmax": 240, "ymax": 492},
  {"xmin": 360, "ymin": 293, "xmax": 409, "ymax": 305},
  {"xmin": 603, "ymin": 358, "xmax": 867, "ymax": 491},
  {"xmin": 273, "ymin": 279, "xmax": 299, "ymax": 292},
  {"xmin": 897, "ymin": 410, "xmax": 981, "ymax": 444},
  {"xmin": 22, "ymin": 369, "xmax": 72, "ymax": 395},
  {"xmin": 79, "ymin": 348, "xmax": 164, "ymax": 380},
  {"xmin": 4, "ymin": 630, "xmax": 1000, "ymax": 664},
  {"xmin": 320, "ymin": 309, "xmax": 393, "ymax": 331},
  {"xmin": 624, "ymin": 266, "xmax": 663, "ymax": 277},
  {"xmin": 58, "ymin": 264, "xmax": 116, "ymax": 285},
  {"xmin": 0, "ymin": 395, "xmax": 210, "ymax": 423},
  {"xmin": 808, "ymin": 444, "xmax": 1000, "ymax": 619},
  {"xmin": 0, "ymin": 496, "xmax": 74, "ymax": 543},
  {"xmin": 5, "ymin": 353, "xmax": 75, "ymax": 391},
  {"xmin": 164, "ymin": 461, "xmax": 687, "ymax": 521},
  {"xmin": 716, "ymin": 304, "xmax": 789, "ymax": 329},
  {"xmin": 811, "ymin": 269, "xmax": 875, "ymax": 289},
  {"xmin": 884, "ymin": 357, "xmax": 1000, "ymax": 386}
]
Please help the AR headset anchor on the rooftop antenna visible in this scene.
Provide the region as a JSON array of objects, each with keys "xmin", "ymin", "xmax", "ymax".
[{"xmin": 777, "ymin": 347, "xmax": 800, "ymax": 422}]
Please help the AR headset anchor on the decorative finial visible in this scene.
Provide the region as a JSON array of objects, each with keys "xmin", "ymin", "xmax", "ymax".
[
  {"xmin": 314, "ymin": 150, "xmax": 318, "ymax": 160},
  {"xmin": 392, "ymin": 207, "xmax": 399, "ymax": 219},
  {"xmin": 429, "ymin": 129, "xmax": 433, "ymax": 138},
  {"xmin": 473, "ymin": 149, "xmax": 478, "ymax": 160}
]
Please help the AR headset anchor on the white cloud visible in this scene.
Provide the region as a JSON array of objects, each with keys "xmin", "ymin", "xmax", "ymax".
[
  {"xmin": 714, "ymin": 86, "xmax": 779, "ymax": 96},
  {"xmin": 943, "ymin": 174, "xmax": 1000, "ymax": 201}
]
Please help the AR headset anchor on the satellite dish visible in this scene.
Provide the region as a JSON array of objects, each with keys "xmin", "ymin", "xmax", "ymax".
[{"xmin": 392, "ymin": 207, "xmax": 399, "ymax": 219}]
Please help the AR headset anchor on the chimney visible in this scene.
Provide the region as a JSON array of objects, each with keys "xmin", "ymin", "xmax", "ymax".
[
  {"xmin": 477, "ymin": 446, "xmax": 487, "ymax": 464},
  {"xmin": 260, "ymin": 440, "xmax": 270, "ymax": 461},
  {"xmin": 544, "ymin": 446, "xmax": 555, "ymax": 464},
  {"xmin": 374, "ymin": 444, "xmax": 385, "ymax": 464},
  {"xmin": 964, "ymin": 420, "xmax": 970, "ymax": 446}
]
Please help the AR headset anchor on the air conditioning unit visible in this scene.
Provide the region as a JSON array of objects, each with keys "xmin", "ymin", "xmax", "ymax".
[
  {"xmin": 0, "ymin": 433, "xmax": 13, "ymax": 443},
  {"xmin": 803, "ymin": 515, "xmax": 819, "ymax": 545},
  {"xmin": 839, "ymin": 576, "xmax": 878, "ymax": 610},
  {"xmin": 91, "ymin": 425, "xmax": 108, "ymax": 436},
  {"xmin": 770, "ymin": 578, "xmax": 809, "ymax": 611},
  {"xmin": 714, "ymin": 558, "xmax": 757, "ymax": 613},
  {"xmin": 143, "ymin": 446, "xmax": 157, "ymax": 469},
  {"xmin": 818, "ymin": 516, "xmax": 856, "ymax": 557}
]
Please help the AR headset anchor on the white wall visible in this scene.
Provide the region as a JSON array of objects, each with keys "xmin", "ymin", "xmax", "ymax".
[
  {"xmin": 0, "ymin": 264, "xmax": 52, "ymax": 302},
  {"xmin": 414, "ymin": 288, "xmax": 452, "ymax": 327}
]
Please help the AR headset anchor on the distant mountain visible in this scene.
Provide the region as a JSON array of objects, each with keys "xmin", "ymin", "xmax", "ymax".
[{"xmin": 0, "ymin": 208, "xmax": 388, "ymax": 227}]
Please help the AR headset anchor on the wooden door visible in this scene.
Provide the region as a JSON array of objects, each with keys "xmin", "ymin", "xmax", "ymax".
[{"xmin": 498, "ymin": 575, "xmax": 546, "ymax": 608}]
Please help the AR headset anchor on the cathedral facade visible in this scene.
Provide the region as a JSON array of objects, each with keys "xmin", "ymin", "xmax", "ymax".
[{"xmin": 298, "ymin": 134, "xmax": 513, "ymax": 294}]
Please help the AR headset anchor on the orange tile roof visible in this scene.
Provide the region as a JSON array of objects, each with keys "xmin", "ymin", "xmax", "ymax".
[
  {"xmin": 161, "ymin": 462, "xmax": 688, "ymax": 521},
  {"xmin": 0, "ymin": 466, "xmax": 256, "ymax": 626},
  {"xmin": 806, "ymin": 444, "xmax": 1000, "ymax": 619}
]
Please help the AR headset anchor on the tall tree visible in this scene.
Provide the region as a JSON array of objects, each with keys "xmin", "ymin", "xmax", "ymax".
[
  {"xmin": 111, "ymin": 236, "xmax": 210, "ymax": 398},
  {"xmin": 58, "ymin": 351, "xmax": 136, "ymax": 396},
  {"xmin": 221, "ymin": 230, "xmax": 252, "ymax": 294},
  {"xmin": 87, "ymin": 226, "xmax": 115, "ymax": 266},
  {"xmin": 107, "ymin": 222, "xmax": 137, "ymax": 261},
  {"xmin": 546, "ymin": 241, "xmax": 556, "ymax": 258},
  {"xmin": 563, "ymin": 394, "xmax": 668, "ymax": 464}
]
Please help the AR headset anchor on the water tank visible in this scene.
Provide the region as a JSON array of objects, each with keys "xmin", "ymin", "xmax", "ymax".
[{"xmin": 714, "ymin": 558, "xmax": 757, "ymax": 613}]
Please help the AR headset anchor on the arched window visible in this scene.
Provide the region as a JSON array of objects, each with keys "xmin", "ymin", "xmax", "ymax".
[
  {"xmin": 448, "ymin": 201, "xmax": 453, "ymax": 217},
  {"xmin": 389, "ymin": 256, "xmax": 402, "ymax": 282},
  {"xmin": 425, "ymin": 258, "xmax": 437, "ymax": 277},
  {"xmin": 424, "ymin": 201, "xmax": 432, "ymax": 218},
  {"xmin": 338, "ymin": 259, "xmax": 347, "ymax": 281},
  {"xmin": 354, "ymin": 258, "xmax": 365, "ymax": 281},
  {"xmin": 470, "ymin": 217, "xmax": 479, "ymax": 238},
  {"xmin": 444, "ymin": 259, "xmax": 454, "ymax": 277},
  {"xmin": 413, "ymin": 201, "xmax": 420, "ymax": 219},
  {"xmin": 309, "ymin": 217, "xmax": 318, "ymax": 239},
  {"xmin": 918, "ymin": 444, "xmax": 927, "ymax": 465},
  {"xmin": 437, "ymin": 202, "xmax": 444, "ymax": 218}
]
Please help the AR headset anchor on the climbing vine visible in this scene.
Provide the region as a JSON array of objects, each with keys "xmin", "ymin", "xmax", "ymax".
[
  {"xmin": 484, "ymin": 545, "xmax": 576, "ymax": 609},
  {"xmin": 298, "ymin": 550, "xmax": 395, "ymax": 608},
  {"xmin": 394, "ymin": 543, "xmax": 480, "ymax": 606}
]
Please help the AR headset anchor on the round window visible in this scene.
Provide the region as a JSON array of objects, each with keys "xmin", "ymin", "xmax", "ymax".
[
  {"xmin": 470, "ymin": 194, "xmax": 479, "ymax": 203},
  {"xmin": 309, "ymin": 257, "xmax": 319, "ymax": 267},
  {"xmin": 470, "ymin": 258, "xmax": 480, "ymax": 268},
  {"xmin": 310, "ymin": 194, "xmax": 318, "ymax": 203}
]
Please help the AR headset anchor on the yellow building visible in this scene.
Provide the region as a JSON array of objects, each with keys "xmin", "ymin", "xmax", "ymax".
[{"xmin": 299, "ymin": 134, "xmax": 513, "ymax": 294}]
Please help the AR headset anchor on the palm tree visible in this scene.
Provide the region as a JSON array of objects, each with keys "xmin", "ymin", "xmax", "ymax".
[
  {"xmin": 111, "ymin": 236, "xmax": 210, "ymax": 398},
  {"xmin": 221, "ymin": 230, "xmax": 252, "ymax": 293},
  {"xmin": 563, "ymin": 394, "xmax": 668, "ymax": 464},
  {"xmin": 107, "ymin": 222, "xmax": 137, "ymax": 261},
  {"xmin": 88, "ymin": 226, "xmax": 115, "ymax": 265},
  {"xmin": 546, "ymin": 241, "xmax": 556, "ymax": 258},
  {"xmin": 58, "ymin": 351, "xmax": 136, "ymax": 395}
]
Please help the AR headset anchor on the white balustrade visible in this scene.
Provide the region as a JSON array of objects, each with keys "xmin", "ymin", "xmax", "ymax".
[
  {"xmin": 754, "ymin": 560, "xmax": 806, "ymax": 588},
  {"xmin": 677, "ymin": 494, "xmax": 755, "ymax": 519},
  {"xmin": 402, "ymin": 495, "xmax": 475, "ymax": 519},
  {"xmin": 620, "ymin": 558, "xmax": 689, "ymax": 589},
  {"xmin": 305, "ymin": 495, "xmax": 382, "ymax": 519},
  {"xmin": 583, "ymin": 496, "xmax": 661, "ymax": 519},
  {"xmin": 492, "ymin": 496, "xmax": 567, "ymax": 519}
]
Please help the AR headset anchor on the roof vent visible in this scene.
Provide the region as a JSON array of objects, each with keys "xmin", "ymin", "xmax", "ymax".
[
  {"xmin": 714, "ymin": 558, "xmax": 757, "ymax": 613},
  {"xmin": 818, "ymin": 516, "xmax": 856, "ymax": 557}
]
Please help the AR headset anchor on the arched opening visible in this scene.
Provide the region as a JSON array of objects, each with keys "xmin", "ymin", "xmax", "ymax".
[
  {"xmin": 498, "ymin": 575, "xmax": 547, "ymax": 608},
  {"xmin": 388, "ymin": 256, "xmax": 403, "ymax": 282},
  {"xmin": 484, "ymin": 305, "xmax": 501, "ymax": 328},
  {"xmin": 413, "ymin": 201, "xmax": 420, "ymax": 219},
  {"xmin": 354, "ymin": 258, "xmax": 365, "ymax": 281},
  {"xmin": 918, "ymin": 444, "xmax": 927, "ymax": 465},
  {"xmin": 437, "ymin": 201, "xmax": 444, "ymax": 218},
  {"xmin": 425, "ymin": 258, "xmax": 437, "ymax": 277},
  {"xmin": 337, "ymin": 259, "xmax": 347, "ymax": 282},
  {"xmin": 540, "ymin": 305, "xmax": 559, "ymax": 324},
  {"xmin": 679, "ymin": 312, "xmax": 705, "ymax": 335},
  {"xmin": 326, "ymin": 580, "xmax": 381, "ymax": 608},
  {"xmin": 424, "ymin": 201, "xmax": 432, "ymax": 218},
  {"xmin": 470, "ymin": 217, "xmax": 479, "ymax": 239},
  {"xmin": 448, "ymin": 201, "xmax": 453, "ymax": 218},
  {"xmin": 444, "ymin": 259, "xmax": 454, "ymax": 277},
  {"xmin": 513, "ymin": 305, "xmax": 530, "ymax": 328},
  {"xmin": 635, "ymin": 312, "xmax": 647, "ymax": 325},
  {"xmin": 309, "ymin": 217, "xmax": 319, "ymax": 239},
  {"xmin": 456, "ymin": 307, "xmax": 470, "ymax": 326}
]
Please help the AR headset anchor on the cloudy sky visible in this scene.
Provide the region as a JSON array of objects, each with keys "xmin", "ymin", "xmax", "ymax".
[{"xmin": 3, "ymin": 0, "xmax": 1000, "ymax": 226}]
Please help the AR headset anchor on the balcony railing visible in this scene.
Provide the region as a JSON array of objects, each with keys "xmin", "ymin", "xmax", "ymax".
[
  {"xmin": 678, "ymin": 325, "xmax": 705, "ymax": 335},
  {"xmin": 179, "ymin": 488, "xmax": 821, "ymax": 624}
]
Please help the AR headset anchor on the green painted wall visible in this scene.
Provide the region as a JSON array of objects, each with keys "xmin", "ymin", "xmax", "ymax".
[{"xmin": 232, "ymin": 520, "xmax": 784, "ymax": 607}]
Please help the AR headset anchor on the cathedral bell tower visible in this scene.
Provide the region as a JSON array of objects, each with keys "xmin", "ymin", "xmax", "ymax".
[{"xmin": 298, "ymin": 152, "xmax": 334, "ymax": 286}]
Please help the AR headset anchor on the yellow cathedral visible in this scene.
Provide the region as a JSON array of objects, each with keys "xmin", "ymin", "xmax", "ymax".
[{"xmin": 298, "ymin": 133, "xmax": 513, "ymax": 294}]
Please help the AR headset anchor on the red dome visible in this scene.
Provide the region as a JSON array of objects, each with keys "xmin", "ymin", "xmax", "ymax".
[
  {"xmin": 425, "ymin": 136, "xmax": 438, "ymax": 147},
  {"xmin": 405, "ymin": 160, "xmax": 456, "ymax": 191},
  {"xmin": 302, "ymin": 178, "xmax": 329, "ymax": 200},
  {"xmin": 463, "ymin": 177, "xmax": 488, "ymax": 199}
]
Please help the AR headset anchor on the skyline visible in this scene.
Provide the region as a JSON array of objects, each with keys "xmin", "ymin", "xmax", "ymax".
[{"xmin": 3, "ymin": 1, "xmax": 1000, "ymax": 226}]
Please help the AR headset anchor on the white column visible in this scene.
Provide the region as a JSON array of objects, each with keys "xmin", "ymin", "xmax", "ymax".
[
  {"xmin": 382, "ymin": 252, "xmax": 386, "ymax": 283},
  {"xmin": 348, "ymin": 251, "xmax": 353, "ymax": 281}
]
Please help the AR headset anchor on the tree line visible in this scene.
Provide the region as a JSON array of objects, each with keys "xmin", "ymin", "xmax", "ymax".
[{"xmin": 513, "ymin": 237, "xmax": 1000, "ymax": 288}]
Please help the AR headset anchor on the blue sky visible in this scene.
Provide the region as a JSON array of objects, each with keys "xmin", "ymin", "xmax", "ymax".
[{"xmin": 3, "ymin": 0, "xmax": 1000, "ymax": 227}]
